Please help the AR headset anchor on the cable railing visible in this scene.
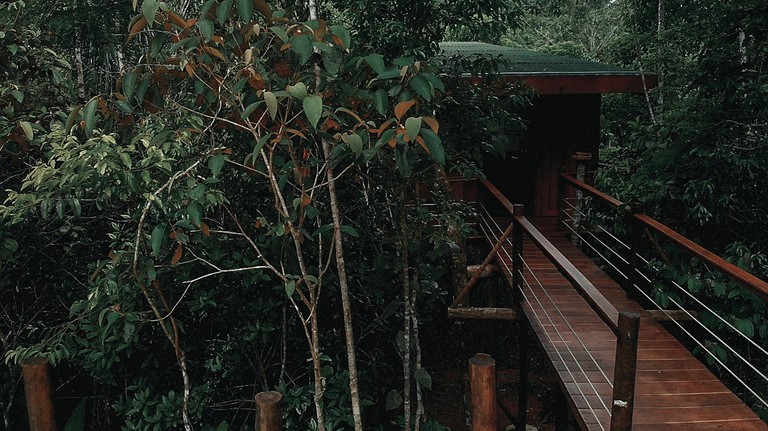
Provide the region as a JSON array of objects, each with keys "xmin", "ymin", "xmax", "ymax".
[
  {"xmin": 465, "ymin": 179, "xmax": 640, "ymax": 431},
  {"xmin": 558, "ymin": 172, "xmax": 768, "ymax": 416}
]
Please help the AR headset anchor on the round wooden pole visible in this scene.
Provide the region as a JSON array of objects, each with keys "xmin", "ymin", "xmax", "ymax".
[
  {"xmin": 255, "ymin": 391, "xmax": 282, "ymax": 431},
  {"xmin": 469, "ymin": 353, "xmax": 497, "ymax": 431},
  {"xmin": 21, "ymin": 357, "xmax": 57, "ymax": 431}
]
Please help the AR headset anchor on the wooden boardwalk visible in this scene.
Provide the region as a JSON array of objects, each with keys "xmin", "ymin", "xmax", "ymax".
[{"xmin": 486, "ymin": 216, "xmax": 768, "ymax": 431}]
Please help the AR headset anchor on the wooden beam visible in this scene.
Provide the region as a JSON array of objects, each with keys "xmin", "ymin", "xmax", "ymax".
[
  {"xmin": 21, "ymin": 357, "xmax": 57, "ymax": 431},
  {"xmin": 448, "ymin": 307, "xmax": 518, "ymax": 320},
  {"xmin": 467, "ymin": 264, "xmax": 499, "ymax": 279},
  {"xmin": 646, "ymin": 309, "xmax": 699, "ymax": 321}
]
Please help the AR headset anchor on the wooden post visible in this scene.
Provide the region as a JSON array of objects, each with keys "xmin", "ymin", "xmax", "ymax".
[
  {"xmin": 517, "ymin": 323, "xmax": 529, "ymax": 431},
  {"xmin": 625, "ymin": 204, "xmax": 645, "ymax": 299},
  {"xmin": 610, "ymin": 312, "xmax": 641, "ymax": 431},
  {"xmin": 255, "ymin": 391, "xmax": 282, "ymax": 431},
  {"xmin": 511, "ymin": 204, "xmax": 524, "ymax": 299},
  {"xmin": 21, "ymin": 357, "xmax": 57, "ymax": 431},
  {"xmin": 570, "ymin": 153, "xmax": 593, "ymax": 245},
  {"xmin": 469, "ymin": 353, "xmax": 497, "ymax": 431}
]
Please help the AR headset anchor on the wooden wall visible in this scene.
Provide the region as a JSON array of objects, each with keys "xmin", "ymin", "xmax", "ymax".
[{"xmin": 483, "ymin": 94, "xmax": 601, "ymax": 217}]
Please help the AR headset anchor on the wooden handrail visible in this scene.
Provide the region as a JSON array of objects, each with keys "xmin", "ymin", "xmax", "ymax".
[
  {"xmin": 478, "ymin": 180, "xmax": 620, "ymax": 333},
  {"xmin": 515, "ymin": 215, "xmax": 620, "ymax": 333},
  {"xmin": 560, "ymin": 173, "xmax": 625, "ymax": 208},
  {"xmin": 559, "ymin": 173, "xmax": 768, "ymax": 302}
]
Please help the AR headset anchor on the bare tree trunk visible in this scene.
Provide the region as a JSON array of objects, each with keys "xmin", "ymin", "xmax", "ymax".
[
  {"xmin": 399, "ymin": 192, "xmax": 412, "ymax": 431},
  {"xmin": 321, "ymin": 139, "xmax": 364, "ymax": 431},
  {"xmin": 74, "ymin": 32, "xmax": 86, "ymax": 100},
  {"xmin": 657, "ymin": 0, "xmax": 665, "ymax": 109}
]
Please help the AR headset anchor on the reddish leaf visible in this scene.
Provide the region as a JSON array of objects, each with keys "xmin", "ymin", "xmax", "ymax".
[
  {"xmin": 200, "ymin": 222, "xmax": 211, "ymax": 237},
  {"xmin": 129, "ymin": 16, "xmax": 147, "ymax": 41},
  {"xmin": 171, "ymin": 244, "xmax": 183, "ymax": 265},
  {"xmin": 394, "ymin": 100, "xmax": 416, "ymax": 121}
]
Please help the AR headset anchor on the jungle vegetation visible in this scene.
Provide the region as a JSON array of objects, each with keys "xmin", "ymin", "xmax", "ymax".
[{"xmin": 1, "ymin": 0, "xmax": 767, "ymax": 429}]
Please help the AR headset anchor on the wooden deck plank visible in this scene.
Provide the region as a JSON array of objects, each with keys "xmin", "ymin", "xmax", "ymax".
[{"xmin": 483, "ymin": 214, "xmax": 768, "ymax": 430}]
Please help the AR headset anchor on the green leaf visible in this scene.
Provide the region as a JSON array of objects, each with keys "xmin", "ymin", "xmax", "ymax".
[
  {"xmin": 63, "ymin": 399, "xmax": 86, "ymax": 431},
  {"xmin": 340, "ymin": 225, "xmax": 359, "ymax": 237},
  {"xmin": 303, "ymin": 95, "xmax": 323, "ymax": 129},
  {"xmin": 330, "ymin": 25, "xmax": 350, "ymax": 49},
  {"xmin": 385, "ymin": 390, "xmax": 402, "ymax": 410},
  {"xmin": 196, "ymin": 19, "xmax": 214, "ymax": 41},
  {"xmin": 150, "ymin": 224, "xmax": 165, "ymax": 256},
  {"xmin": 142, "ymin": 0, "xmax": 160, "ymax": 26},
  {"xmin": 342, "ymin": 133, "xmax": 363, "ymax": 156},
  {"xmin": 414, "ymin": 368, "xmax": 432, "ymax": 390},
  {"xmin": 236, "ymin": 0, "xmax": 253, "ymax": 22},
  {"xmin": 421, "ymin": 129, "xmax": 444, "ymax": 165},
  {"xmin": 83, "ymin": 97, "xmax": 99, "ymax": 138},
  {"xmin": 291, "ymin": 34, "xmax": 313, "ymax": 65},
  {"xmin": 10, "ymin": 90, "xmax": 23, "ymax": 103},
  {"xmin": 405, "ymin": 116, "xmax": 422, "ymax": 141},
  {"xmin": 264, "ymin": 91, "xmax": 277, "ymax": 120},
  {"xmin": 123, "ymin": 72, "xmax": 137, "ymax": 100},
  {"xmin": 241, "ymin": 101, "xmax": 263, "ymax": 119},
  {"xmin": 373, "ymin": 89, "xmax": 388, "ymax": 116},
  {"xmin": 322, "ymin": 49, "xmax": 342, "ymax": 76},
  {"xmin": 19, "ymin": 121, "xmax": 33, "ymax": 140},
  {"xmin": 410, "ymin": 75, "xmax": 432, "ymax": 100},
  {"xmin": 365, "ymin": 53, "xmax": 386, "ymax": 75},
  {"xmin": 208, "ymin": 154, "xmax": 227, "ymax": 177},
  {"xmin": 421, "ymin": 72, "xmax": 445, "ymax": 92},
  {"xmin": 217, "ymin": 0, "xmax": 233, "ymax": 24},
  {"xmin": 377, "ymin": 68, "xmax": 401, "ymax": 80},
  {"xmin": 287, "ymin": 82, "xmax": 308, "ymax": 99},
  {"xmin": 285, "ymin": 279, "xmax": 296, "ymax": 296},
  {"xmin": 187, "ymin": 203, "xmax": 203, "ymax": 227},
  {"xmin": 116, "ymin": 101, "xmax": 133, "ymax": 113}
]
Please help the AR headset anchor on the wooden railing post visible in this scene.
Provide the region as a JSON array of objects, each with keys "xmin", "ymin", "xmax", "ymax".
[
  {"xmin": 511, "ymin": 204, "xmax": 524, "ymax": 298},
  {"xmin": 570, "ymin": 153, "xmax": 593, "ymax": 245},
  {"xmin": 610, "ymin": 312, "xmax": 640, "ymax": 431},
  {"xmin": 625, "ymin": 204, "xmax": 645, "ymax": 299},
  {"xmin": 255, "ymin": 391, "xmax": 282, "ymax": 431},
  {"xmin": 557, "ymin": 172, "xmax": 566, "ymax": 232},
  {"xmin": 517, "ymin": 323, "xmax": 529, "ymax": 431},
  {"xmin": 469, "ymin": 353, "xmax": 497, "ymax": 431},
  {"xmin": 21, "ymin": 357, "xmax": 57, "ymax": 431}
]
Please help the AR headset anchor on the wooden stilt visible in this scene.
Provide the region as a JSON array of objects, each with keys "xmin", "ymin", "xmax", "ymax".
[
  {"xmin": 610, "ymin": 312, "xmax": 640, "ymax": 431},
  {"xmin": 255, "ymin": 391, "xmax": 282, "ymax": 431},
  {"xmin": 21, "ymin": 357, "xmax": 57, "ymax": 431},
  {"xmin": 469, "ymin": 353, "xmax": 497, "ymax": 431}
]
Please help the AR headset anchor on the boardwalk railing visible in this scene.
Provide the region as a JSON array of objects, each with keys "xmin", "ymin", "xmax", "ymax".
[
  {"xmin": 464, "ymin": 179, "xmax": 641, "ymax": 431},
  {"xmin": 558, "ymin": 172, "xmax": 768, "ymax": 417}
]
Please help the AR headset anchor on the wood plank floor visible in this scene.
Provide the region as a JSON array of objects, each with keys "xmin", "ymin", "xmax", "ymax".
[{"xmin": 483, "ymin": 215, "xmax": 768, "ymax": 431}]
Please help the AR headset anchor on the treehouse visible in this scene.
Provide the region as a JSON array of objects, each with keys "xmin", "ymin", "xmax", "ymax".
[
  {"xmin": 437, "ymin": 43, "xmax": 768, "ymax": 430},
  {"xmin": 439, "ymin": 42, "xmax": 657, "ymax": 217}
]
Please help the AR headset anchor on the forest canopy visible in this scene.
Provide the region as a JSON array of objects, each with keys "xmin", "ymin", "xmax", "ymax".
[{"xmin": 1, "ymin": 0, "xmax": 767, "ymax": 430}]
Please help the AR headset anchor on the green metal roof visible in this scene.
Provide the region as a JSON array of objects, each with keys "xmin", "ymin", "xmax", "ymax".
[{"xmin": 439, "ymin": 42, "xmax": 642, "ymax": 76}]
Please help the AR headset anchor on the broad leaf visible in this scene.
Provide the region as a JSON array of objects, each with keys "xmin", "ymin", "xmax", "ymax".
[
  {"xmin": 291, "ymin": 34, "xmax": 313, "ymax": 65},
  {"xmin": 83, "ymin": 97, "xmax": 99, "ymax": 138},
  {"xmin": 208, "ymin": 154, "xmax": 227, "ymax": 177},
  {"xmin": 285, "ymin": 279, "xmax": 296, "ymax": 296},
  {"xmin": 414, "ymin": 368, "xmax": 432, "ymax": 390},
  {"xmin": 264, "ymin": 91, "xmax": 277, "ymax": 120},
  {"xmin": 142, "ymin": 0, "xmax": 160, "ymax": 26},
  {"xmin": 365, "ymin": 54, "xmax": 386, "ymax": 75},
  {"xmin": 405, "ymin": 116, "xmax": 422, "ymax": 141},
  {"xmin": 330, "ymin": 25, "xmax": 350, "ymax": 49},
  {"xmin": 217, "ymin": 0, "xmax": 233, "ymax": 24},
  {"xmin": 196, "ymin": 20, "xmax": 215, "ymax": 40},
  {"xmin": 421, "ymin": 129, "xmax": 444, "ymax": 165},
  {"xmin": 19, "ymin": 121, "xmax": 33, "ymax": 140},
  {"xmin": 373, "ymin": 89, "xmax": 388, "ymax": 116},
  {"xmin": 410, "ymin": 75, "xmax": 432, "ymax": 100},
  {"xmin": 287, "ymin": 82, "xmax": 308, "ymax": 99},
  {"xmin": 187, "ymin": 203, "xmax": 203, "ymax": 227},
  {"xmin": 394, "ymin": 99, "xmax": 416, "ymax": 121},
  {"xmin": 150, "ymin": 224, "xmax": 165, "ymax": 256},
  {"xmin": 385, "ymin": 390, "xmax": 402, "ymax": 410},
  {"xmin": 342, "ymin": 133, "xmax": 363, "ymax": 156},
  {"xmin": 236, "ymin": 0, "xmax": 253, "ymax": 22},
  {"xmin": 303, "ymin": 95, "xmax": 323, "ymax": 129},
  {"xmin": 123, "ymin": 72, "xmax": 137, "ymax": 100}
]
